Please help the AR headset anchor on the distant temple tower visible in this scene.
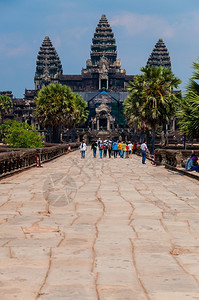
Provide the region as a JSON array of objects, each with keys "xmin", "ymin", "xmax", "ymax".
[
  {"xmin": 89, "ymin": 14, "xmax": 118, "ymax": 67},
  {"xmin": 147, "ymin": 38, "xmax": 171, "ymax": 69},
  {"xmin": 80, "ymin": 14, "xmax": 127, "ymax": 91},
  {"xmin": 59, "ymin": 14, "xmax": 132, "ymax": 92},
  {"xmin": 34, "ymin": 36, "xmax": 63, "ymax": 90}
]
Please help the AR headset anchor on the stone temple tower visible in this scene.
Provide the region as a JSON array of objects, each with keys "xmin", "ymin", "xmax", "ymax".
[
  {"xmin": 81, "ymin": 14, "xmax": 126, "ymax": 90},
  {"xmin": 34, "ymin": 36, "xmax": 63, "ymax": 90},
  {"xmin": 147, "ymin": 38, "xmax": 171, "ymax": 69},
  {"xmin": 89, "ymin": 14, "xmax": 117, "ymax": 67}
]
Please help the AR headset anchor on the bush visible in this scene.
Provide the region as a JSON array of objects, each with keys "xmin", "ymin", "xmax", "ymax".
[{"xmin": 0, "ymin": 120, "xmax": 44, "ymax": 148}]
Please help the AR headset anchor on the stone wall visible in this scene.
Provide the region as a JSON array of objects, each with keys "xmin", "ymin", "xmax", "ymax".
[
  {"xmin": 0, "ymin": 143, "xmax": 79, "ymax": 179},
  {"xmin": 154, "ymin": 149, "xmax": 199, "ymax": 168}
]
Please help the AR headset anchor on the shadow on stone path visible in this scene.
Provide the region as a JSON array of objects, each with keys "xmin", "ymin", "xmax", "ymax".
[{"xmin": 0, "ymin": 148, "xmax": 199, "ymax": 299}]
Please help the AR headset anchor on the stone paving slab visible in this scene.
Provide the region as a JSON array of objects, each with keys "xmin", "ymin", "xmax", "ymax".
[{"xmin": 0, "ymin": 148, "xmax": 199, "ymax": 299}]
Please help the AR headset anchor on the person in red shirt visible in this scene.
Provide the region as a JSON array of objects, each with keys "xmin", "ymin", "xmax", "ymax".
[
  {"xmin": 126, "ymin": 144, "xmax": 129, "ymax": 158},
  {"xmin": 133, "ymin": 142, "xmax": 137, "ymax": 154}
]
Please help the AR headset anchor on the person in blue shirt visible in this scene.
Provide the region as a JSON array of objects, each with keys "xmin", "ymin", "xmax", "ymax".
[
  {"xmin": 186, "ymin": 154, "xmax": 199, "ymax": 171},
  {"xmin": 112, "ymin": 141, "xmax": 118, "ymax": 158},
  {"xmin": 98, "ymin": 142, "xmax": 103, "ymax": 159}
]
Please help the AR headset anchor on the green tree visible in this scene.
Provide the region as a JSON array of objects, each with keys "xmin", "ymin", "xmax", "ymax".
[
  {"xmin": 0, "ymin": 95, "xmax": 13, "ymax": 123},
  {"xmin": 124, "ymin": 66, "xmax": 181, "ymax": 153},
  {"xmin": 177, "ymin": 58, "xmax": 199, "ymax": 138},
  {"xmin": 69, "ymin": 93, "xmax": 88, "ymax": 128},
  {"xmin": 34, "ymin": 84, "xmax": 88, "ymax": 143},
  {"xmin": 67, "ymin": 93, "xmax": 89, "ymax": 141},
  {"xmin": 0, "ymin": 120, "xmax": 44, "ymax": 148}
]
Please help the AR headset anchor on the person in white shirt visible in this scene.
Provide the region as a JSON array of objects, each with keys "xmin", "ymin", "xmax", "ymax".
[
  {"xmin": 141, "ymin": 141, "xmax": 149, "ymax": 164},
  {"xmin": 128, "ymin": 142, "xmax": 133, "ymax": 158},
  {"xmin": 80, "ymin": 139, "xmax": 87, "ymax": 159}
]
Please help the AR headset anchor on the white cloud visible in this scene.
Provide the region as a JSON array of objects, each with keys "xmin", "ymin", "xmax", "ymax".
[{"xmin": 110, "ymin": 13, "xmax": 175, "ymax": 39}]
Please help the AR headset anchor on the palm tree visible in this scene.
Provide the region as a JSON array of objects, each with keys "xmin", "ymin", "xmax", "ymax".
[
  {"xmin": 69, "ymin": 93, "xmax": 88, "ymax": 128},
  {"xmin": 177, "ymin": 58, "xmax": 199, "ymax": 138},
  {"xmin": 34, "ymin": 84, "xmax": 88, "ymax": 143},
  {"xmin": 124, "ymin": 66, "xmax": 181, "ymax": 154},
  {"xmin": 0, "ymin": 95, "xmax": 13, "ymax": 124},
  {"xmin": 67, "ymin": 93, "xmax": 89, "ymax": 141}
]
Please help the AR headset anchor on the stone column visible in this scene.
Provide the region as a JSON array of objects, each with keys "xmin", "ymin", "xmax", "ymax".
[
  {"xmin": 99, "ymin": 79, "xmax": 101, "ymax": 90},
  {"xmin": 97, "ymin": 119, "xmax": 99, "ymax": 131},
  {"xmin": 107, "ymin": 117, "xmax": 110, "ymax": 131}
]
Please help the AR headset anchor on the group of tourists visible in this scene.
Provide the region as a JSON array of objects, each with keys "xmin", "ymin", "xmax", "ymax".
[
  {"xmin": 80, "ymin": 140, "xmax": 199, "ymax": 169},
  {"xmin": 80, "ymin": 139, "xmax": 149, "ymax": 164},
  {"xmin": 91, "ymin": 139, "xmax": 138, "ymax": 159}
]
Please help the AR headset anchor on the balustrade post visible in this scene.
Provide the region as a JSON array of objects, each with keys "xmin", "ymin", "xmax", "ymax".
[{"xmin": 176, "ymin": 151, "xmax": 183, "ymax": 168}]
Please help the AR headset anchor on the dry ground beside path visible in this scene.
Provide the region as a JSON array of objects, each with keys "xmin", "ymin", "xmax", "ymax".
[{"xmin": 0, "ymin": 148, "xmax": 199, "ymax": 299}]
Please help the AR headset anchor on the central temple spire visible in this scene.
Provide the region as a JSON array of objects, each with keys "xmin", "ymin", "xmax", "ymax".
[
  {"xmin": 90, "ymin": 14, "xmax": 117, "ymax": 66},
  {"xmin": 81, "ymin": 14, "xmax": 126, "ymax": 91}
]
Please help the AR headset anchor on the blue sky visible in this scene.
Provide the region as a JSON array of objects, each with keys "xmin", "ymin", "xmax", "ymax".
[{"xmin": 1, "ymin": 0, "xmax": 199, "ymax": 97}]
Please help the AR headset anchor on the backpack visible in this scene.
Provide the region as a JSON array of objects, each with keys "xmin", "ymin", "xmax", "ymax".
[{"xmin": 100, "ymin": 144, "xmax": 103, "ymax": 150}]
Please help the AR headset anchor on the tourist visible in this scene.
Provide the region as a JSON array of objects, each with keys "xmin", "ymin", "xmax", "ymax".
[
  {"xmin": 91, "ymin": 141, "xmax": 97, "ymax": 158},
  {"xmin": 103, "ymin": 141, "xmax": 108, "ymax": 157},
  {"xmin": 118, "ymin": 141, "xmax": 122, "ymax": 157},
  {"xmin": 121, "ymin": 141, "xmax": 127, "ymax": 158},
  {"xmin": 133, "ymin": 141, "xmax": 137, "ymax": 154},
  {"xmin": 99, "ymin": 142, "xmax": 103, "ymax": 159},
  {"xmin": 112, "ymin": 141, "xmax": 118, "ymax": 158},
  {"xmin": 68, "ymin": 144, "xmax": 71, "ymax": 152},
  {"xmin": 97, "ymin": 138, "xmax": 102, "ymax": 147},
  {"xmin": 80, "ymin": 139, "xmax": 87, "ymax": 159},
  {"xmin": 186, "ymin": 154, "xmax": 199, "ymax": 172},
  {"xmin": 185, "ymin": 155, "xmax": 194, "ymax": 170},
  {"xmin": 128, "ymin": 141, "xmax": 133, "ymax": 158},
  {"xmin": 141, "ymin": 141, "xmax": 149, "ymax": 164},
  {"xmin": 108, "ymin": 142, "xmax": 112, "ymax": 158},
  {"xmin": 192, "ymin": 156, "xmax": 199, "ymax": 171},
  {"xmin": 126, "ymin": 143, "xmax": 129, "ymax": 158}
]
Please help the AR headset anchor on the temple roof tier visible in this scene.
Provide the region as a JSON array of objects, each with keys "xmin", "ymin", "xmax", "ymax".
[
  {"xmin": 147, "ymin": 38, "xmax": 171, "ymax": 69},
  {"xmin": 34, "ymin": 36, "xmax": 63, "ymax": 90},
  {"xmin": 89, "ymin": 14, "xmax": 117, "ymax": 67}
]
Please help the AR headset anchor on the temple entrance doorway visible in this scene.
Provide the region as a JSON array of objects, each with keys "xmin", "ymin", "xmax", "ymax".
[
  {"xmin": 101, "ymin": 79, "xmax": 108, "ymax": 90},
  {"xmin": 99, "ymin": 118, "xmax": 107, "ymax": 130}
]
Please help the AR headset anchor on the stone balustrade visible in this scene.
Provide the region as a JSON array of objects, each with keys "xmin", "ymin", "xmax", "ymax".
[
  {"xmin": 154, "ymin": 149, "xmax": 199, "ymax": 168},
  {"xmin": 0, "ymin": 143, "xmax": 79, "ymax": 178}
]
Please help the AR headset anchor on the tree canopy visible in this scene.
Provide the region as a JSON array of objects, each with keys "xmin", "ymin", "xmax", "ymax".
[
  {"xmin": 176, "ymin": 58, "xmax": 199, "ymax": 138},
  {"xmin": 34, "ymin": 84, "xmax": 75, "ymax": 128},
  {"xmin": 124, "ymin": 66, "xmax": 181, "ymax": 152},
  {"xmin": 0, "ymin": 120, "xmax": 44, "ymax": 148},
  {"xmin": 67, "ymin": 93, "xmax": 89, "ymax": 128},
  {"xmin": 34, "ymin": 84, "xmax": 88, "ymax": 142}
]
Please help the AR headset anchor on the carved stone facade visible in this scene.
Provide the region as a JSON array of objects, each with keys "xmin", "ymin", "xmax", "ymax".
[{"xmin": 91, "ymin": 103, "xmax": 115, "ymax": 131}]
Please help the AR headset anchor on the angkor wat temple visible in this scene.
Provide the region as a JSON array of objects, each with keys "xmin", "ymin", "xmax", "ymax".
[{"xmin": 0, "ymin": 14, "xmax": 172, "ymax": 136}]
